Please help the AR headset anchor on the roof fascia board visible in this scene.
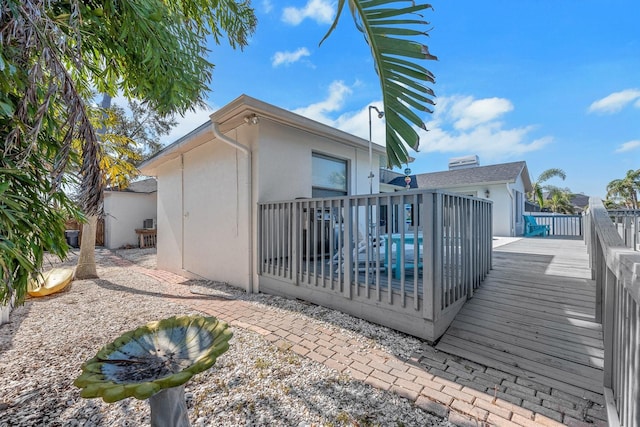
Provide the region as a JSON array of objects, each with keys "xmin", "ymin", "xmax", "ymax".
[
  {"xmin": 140, "ymin": 94, "xmax": 387, "ymax": 175},
  {"xmin": 213, "ymin": 95, "xmax": 386, "ymax": 154},
  {"xmin": 139, "ymin": 122, "xmax": 213, "ymax": 175}
]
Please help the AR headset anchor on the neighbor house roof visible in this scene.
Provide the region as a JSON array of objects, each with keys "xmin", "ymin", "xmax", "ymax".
[
  {"xmin": 388, "ymin": 161, "xmax": 532, "ymax": 192},
  {"xmin": 570, "ymin": 193, "xmax": 590, "ymax": 210},
  {"xmin": 105, "ymin": 177, "xmax": 157, "ymax": 193}
]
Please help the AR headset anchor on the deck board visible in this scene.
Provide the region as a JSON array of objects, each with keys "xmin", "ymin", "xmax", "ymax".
[{"xmin": 436, "ymin": 237, "xmax": 604, "ymax": 397}]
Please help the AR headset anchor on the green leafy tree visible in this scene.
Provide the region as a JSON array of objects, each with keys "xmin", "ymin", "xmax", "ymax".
[
  {"xmin": 74, "ymin": 96, "xmax": 177, "ymax": 279},
  {"xmin": 75, "ymin": 96, "xmax": 146, "ymax": 279},
  {"xmin": 0, "ymin": 0, "xmax": 256, "ymax": 302},
  {"xmin": 529, "ymin": 168, "xmax": 567, "ymax": 209},
  {"xmin": 606, "ymin": 169, "xmax": 640, "ymax": 209},
  {"xmin": 109, "ymin": 101, "xmax": 177, "ymax": 158},
  {"xmin": 2, "ymin": 0, "xmax": 437, "ymax": 303}
]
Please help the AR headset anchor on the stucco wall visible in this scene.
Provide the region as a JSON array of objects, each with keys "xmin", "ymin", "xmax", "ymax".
[
  {"xmin": 103, "ymin": 191, "xmax": 157, "ymax": 249},
  {"xmin": 257, "ymin": 120, "xmax": 377, "ymax": 201},
  {"xmin": 156, "ymin": 157, "xmax": 183, "ymax": 274},
  {"xmin": 153, "ymin": 119, "xmax": 380, "ymax": 290},
  {"xmin": 437, "ymin": 178, "xmax": 527, "ymax": 237},
  {"xmin": 180, "ymin": 132, "xmax": 251, "ymax": 288}
]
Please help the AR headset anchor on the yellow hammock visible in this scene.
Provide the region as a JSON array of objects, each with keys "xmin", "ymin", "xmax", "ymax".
[{"xmin": 28, "ymin": 268, "xmax": 74, "ymax": 297}]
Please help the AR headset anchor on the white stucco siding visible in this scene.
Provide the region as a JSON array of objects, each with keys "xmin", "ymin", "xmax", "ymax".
[
  {"xmin": 181, "ymin": 139, "xmax": 250, "ymax": 288},
  {"xmin": 156, "ymin": 158, "xmax": 184, "ymax": 274},
  {"xmin": 256, "ymin": 120, "xmax": 376, "ymax": 202},
  {"xmin": 103, "ymin": 192, "xmax": 157, "ymax": 249},
  {"xmin": 437, "ymin": 184, "xmax": 519, "ymax": 237},
  {"xmin": 489, "ymin": 185, "xmax": 514, "ymax": 237}
]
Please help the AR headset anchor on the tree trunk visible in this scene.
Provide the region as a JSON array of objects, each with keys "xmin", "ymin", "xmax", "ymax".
[{"xmin": 75, "ymin": 215, "xmax": 98, "ymax": 279}]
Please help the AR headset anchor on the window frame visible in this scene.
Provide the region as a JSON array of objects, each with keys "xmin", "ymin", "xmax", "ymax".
[{"xmin": 311, "ymin": 152, "xmax": 349, "ymax": 198}]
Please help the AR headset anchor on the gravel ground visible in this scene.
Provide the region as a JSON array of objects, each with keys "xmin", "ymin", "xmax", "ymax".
[{"xmin": 0, "ymin": 249, "xmax": 452, "ymax": 427}]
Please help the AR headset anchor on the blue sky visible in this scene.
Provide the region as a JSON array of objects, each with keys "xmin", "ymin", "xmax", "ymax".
[{"xmin": 157, "ymin": 0, "xmax": 639, "ymax": 199}]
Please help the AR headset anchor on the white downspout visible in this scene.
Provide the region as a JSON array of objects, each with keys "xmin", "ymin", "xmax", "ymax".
[
  {"xmin": 506, "ymin": 183, "xmax": 515, "ymax": 236},
  {"xmin": 211, "ymin": 122, "xmax": 254, "ymax": 294},
  {"xmin": 181, "ymin": 154, "xmax": 185, "ymax": 270}
]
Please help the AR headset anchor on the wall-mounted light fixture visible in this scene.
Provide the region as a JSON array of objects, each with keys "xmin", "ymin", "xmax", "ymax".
[
  {"xmin": 244, "ymin": 114, "xmax": 259, "ymax": 125},
  {"xmin": 485, "ymin": 189, "xmax": 490, "ymax": 198}
]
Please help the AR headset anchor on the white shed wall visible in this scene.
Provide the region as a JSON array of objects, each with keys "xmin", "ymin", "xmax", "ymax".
[
  {"xmin": 181, "ymin": 134, "xmax": 251, "ymax": 288},
  {"xmin": 103, "ymin": 191, "xmax": 157, "ymax": 249},
  {"xmin": 156, "ymin": 157, "xmax": 184, "ymax": 275}
]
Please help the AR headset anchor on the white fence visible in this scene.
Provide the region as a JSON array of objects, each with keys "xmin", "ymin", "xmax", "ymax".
[
  {"xmin": 586, "ymin": 199, "xmax": 640, "ymax": 426},
  {"xmin": 608, "ymin": 209, "xmax": 640, "ymax": 251},
  {"xmin": 525, "ymin": 213, "xmax": 583, "ymax": 236},
  {"xmin": 258, "ymin": 190, "xmax": 493, "ymax": 342}
]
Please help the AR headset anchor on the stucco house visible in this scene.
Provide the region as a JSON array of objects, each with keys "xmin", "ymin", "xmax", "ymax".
[
  {"xmin": 387, "ymin": 156, "xmax": 532, "ymax": 236},
  {"xmin": 103, "ymin": 178, "xmax": 157, "ymax": 249},
  {"xmin": 139, "ymin": 94, "xmax": 385, "ymax": 292}
]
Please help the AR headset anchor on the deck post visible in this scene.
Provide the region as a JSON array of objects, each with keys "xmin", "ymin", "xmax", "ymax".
[
  {"xmin": 603, "ymin": 267, "xmax": 616, "ymax": 388},
  {"xmin": 423, "ymin": 192, "xmax": 435, "ymax": 320},
  {"xmin": 594, "ymin": 234, "xmax": 604, "ymax": 324},
  {"xmin": 433, "ymin": 192, "xmax": 443, "ymax": 321},
  {"xmin": 343, "ymin": 199, "xmax": 353, "ymax": 298}
]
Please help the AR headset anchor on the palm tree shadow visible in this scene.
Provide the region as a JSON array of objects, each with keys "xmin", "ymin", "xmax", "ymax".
[
  {"xmin": 0, "ymin": 301, "xmax": 32, "ymax": 358},
  {"xmin": 92, "ymin": 279, "xmax": 233, "ymax": 302}
]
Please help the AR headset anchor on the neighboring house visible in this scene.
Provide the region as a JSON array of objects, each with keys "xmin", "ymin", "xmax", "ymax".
[
  {"xmin": 387, "ymin": 156, "xmax": 532, "ymax": 236},
  {"xmin": 569, "ymin": 194, "xmax": 590, "ymax": 213},
  {"xmin": 139, "ymin": 95, "xmax": 385, "ymax": 292},
  {"xmin": 103, "ymin": 178, "xmax": 157, "ymax": 249},
  {"xmin": 527, "ymin": 193, "xmax": 590, "ymax": 214}
]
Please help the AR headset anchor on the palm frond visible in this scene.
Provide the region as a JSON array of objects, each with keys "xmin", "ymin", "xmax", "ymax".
[{"xmin": 322, "ymin": 0, "xmax": 437, "ymax": 168}]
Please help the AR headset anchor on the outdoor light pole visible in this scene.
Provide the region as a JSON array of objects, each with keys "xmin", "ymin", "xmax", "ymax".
[{"xmin": 368, "ymin": 105, "xmax": 384, "ymax": 194}]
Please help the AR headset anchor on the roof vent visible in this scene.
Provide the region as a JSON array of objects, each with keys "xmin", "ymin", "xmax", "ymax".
[{"xmin": 448, "ymin": 155, "xmax": 479, "ymax": 170}]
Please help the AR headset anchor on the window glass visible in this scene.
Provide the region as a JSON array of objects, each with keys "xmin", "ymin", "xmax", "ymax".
[{"xmin": 312, "ymin": 153, "xmax": 347, "ymax": 196}]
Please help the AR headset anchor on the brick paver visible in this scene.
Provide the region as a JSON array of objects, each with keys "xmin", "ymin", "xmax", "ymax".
[{"xmin": 110, "ymin": 253, "xmax": 607, "ymax": 426}]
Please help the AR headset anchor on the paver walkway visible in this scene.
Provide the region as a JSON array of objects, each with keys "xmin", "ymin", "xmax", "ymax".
[{"xmin": 108, "ymin": 242, "xmax": 607, "ymax": 427}]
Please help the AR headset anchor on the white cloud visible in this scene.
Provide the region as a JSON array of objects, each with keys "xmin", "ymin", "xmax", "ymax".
[
  {"xmin": 291, "ymin": 81, "xmax": 386, "ymax": 143},
  {"xmin": 160, "ymin": 105, "xmax": 217, "ymax": 146},
  {"xmin": 615, "ymin": 140, "xmax": 640, "ymax": 153},
  {"xmin": 262, "ymin": 0, "xmax": 273, "ymax": 13},
  {"xmin": 282, "ymin": 0, "xmax": 334, "ymax": 25},
  {"xmin": 272, "ymin": 47, "xmax": 311, "ymax": 67},
  {"xmin": 293, "ymin": 81, "xmax": 353, "ymax": 123},
  {"xmin": 588, "ymin": 89, "xmax": 640, "ymax": 114},
  {"xmin": 292, "ymin": 91, "xmax": 550, "ymax": 163},
  {"xmin": 447, "ymin": 96, "xmax": 514, "ymax": 130},
  {"xmin": 416, "ymin": 95, "xmax": 552, "ymax": 161}
]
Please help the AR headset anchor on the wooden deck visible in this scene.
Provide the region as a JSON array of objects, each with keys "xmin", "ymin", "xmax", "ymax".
[{"xmin": 437, "ymin": 237, "xmax": 604, "ymax": 399}]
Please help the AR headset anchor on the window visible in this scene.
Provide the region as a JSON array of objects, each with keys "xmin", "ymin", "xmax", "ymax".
[{"xmin": 312, "ymin": 153, "xmax": 347, "ymax": 198}]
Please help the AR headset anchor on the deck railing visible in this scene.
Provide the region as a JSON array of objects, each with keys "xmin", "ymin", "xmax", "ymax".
[
  {"xmin": 586, "ymin": 199, "xmax": 640, "ymax": 427},
  {"xmin": 607, "ymin": 209, "xmax": 640, "ymax": 251},
  {"xmin": 526, "ymin": 213, "xmax": 583, "ymax": 236},
  {"xmin": 257, "ymin": 190, "xmax": 493, "ymax": 342}
]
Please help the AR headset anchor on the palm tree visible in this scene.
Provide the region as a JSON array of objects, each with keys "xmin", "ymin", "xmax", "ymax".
[
  {"xmin": 606, "ymin": 169, "xmax": 640, "ymax": 209},
  {"xmin": 529, "ymin": 168, "xmax": 567, "ymax": 209},
  {"xmin": 544, "ymin": 187, "xmax": 575, "ymax": 214},
  {"xmin": 323, "ymin": 0, "xmax": 437, "ymax": 167}
]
